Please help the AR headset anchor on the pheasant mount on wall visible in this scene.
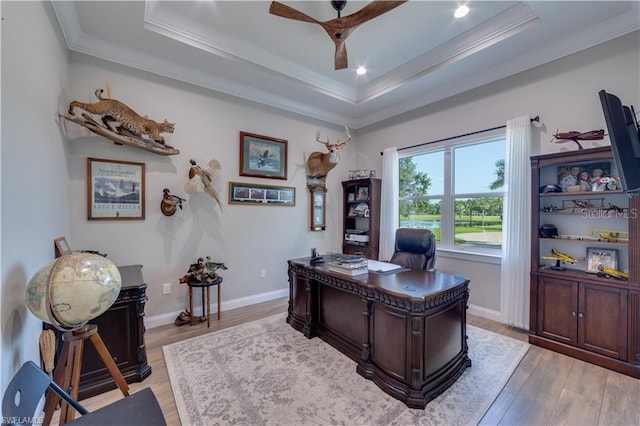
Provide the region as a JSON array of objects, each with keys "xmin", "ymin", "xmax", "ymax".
[
  {"xmin": 185, "ymin": 159, "xmax": 224, "ymax": 211},
  {"xmin": 269, "ymin": 0, "xmax": 407, "ymax": 70},
  {"xmin": 60, "ymin": 88, "xmax": 179, "ymax": 156}
]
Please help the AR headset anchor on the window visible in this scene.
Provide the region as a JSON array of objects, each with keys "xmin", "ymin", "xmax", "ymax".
[{"xmin": 399, "ymin": 137, "xmax": 505, "ymax": 252}]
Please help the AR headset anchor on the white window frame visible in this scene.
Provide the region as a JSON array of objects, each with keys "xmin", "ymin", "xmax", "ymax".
[{"xmin": 399, "ymin": 130, "xmax": 505, "ymax": 260}]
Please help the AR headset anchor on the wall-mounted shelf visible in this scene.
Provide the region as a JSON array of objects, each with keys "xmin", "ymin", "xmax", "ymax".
[{"xmin": 59, "ymin": 113, "xmax": 180, "ymax": 156}]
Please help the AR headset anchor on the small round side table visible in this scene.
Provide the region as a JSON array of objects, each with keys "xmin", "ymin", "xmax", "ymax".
[{"xmin": 186, "ymin": 276, "xmax": 222, "ymax": 328}]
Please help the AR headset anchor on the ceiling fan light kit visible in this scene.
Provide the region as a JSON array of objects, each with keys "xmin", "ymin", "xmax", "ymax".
[{"xmin": 269, "ymin": 0, "xmax": 408, "ymax": 70}]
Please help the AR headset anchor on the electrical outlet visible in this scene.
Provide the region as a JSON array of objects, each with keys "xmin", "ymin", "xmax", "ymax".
[
  {"xmin": 260, "ymin": 269, "xmax": 266, "ymax": 278},
  {"xmin": 163, "ymin": 282, "xmax": 171, "ymax": 295}
]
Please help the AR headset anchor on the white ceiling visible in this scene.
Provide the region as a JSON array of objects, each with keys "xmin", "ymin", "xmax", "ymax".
[{"xmin": 52, "ymin": 1, "xmax": 640, "ymax": 129}]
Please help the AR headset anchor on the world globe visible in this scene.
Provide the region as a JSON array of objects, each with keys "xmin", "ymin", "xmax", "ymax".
[{"xmin": 26, "ymin": 252, "xmax": 122, "ymax": 331}]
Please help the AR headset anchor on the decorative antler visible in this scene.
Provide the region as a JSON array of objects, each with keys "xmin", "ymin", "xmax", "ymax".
[
  {"xmin": 307, "ymin": 126, "xmax": 351, "ymax": 178},
  {"xmin": 336, "ymin": 126, "xmax": 351, "ymax": 148},
  {"xmin": 316, "ymin": 126, "xmax": 351, "ymax": 148}
]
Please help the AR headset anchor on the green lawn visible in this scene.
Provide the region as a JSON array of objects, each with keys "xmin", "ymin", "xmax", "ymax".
[{"xmin": 400, "ymin": 214, "xmax": 503, "ymax": 245}]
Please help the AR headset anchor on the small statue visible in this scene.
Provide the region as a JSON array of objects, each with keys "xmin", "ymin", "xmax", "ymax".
[
  {"xmin": 179, "ymin": 256, "xmax": 227, "ymax": 284},
  {"xmin": 203, "ymin": 256, "xmax": 228, "ymax": 282}
]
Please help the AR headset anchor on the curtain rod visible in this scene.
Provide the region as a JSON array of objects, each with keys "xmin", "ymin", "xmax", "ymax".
[{"xmin": 380, "ymin": 115, "xmax": 540, "ymax": 155}]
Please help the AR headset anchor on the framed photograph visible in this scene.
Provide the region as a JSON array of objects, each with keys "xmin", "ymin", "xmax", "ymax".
[
  {"xmin": 239, "ymin": 132, "xmax": 288, "ymax": 180},
  {"xmin": 586, "ymin": 247, "xmax": 618, "ymax": 274},
  {"xmin": 54, "ymin": 237, "xmax": 71, "ymax": 257},
  {"xmin": 356, "ymin": 186, "xmax": 369, "ymax": 200},
  {"xmin": 228, "ymin": 181, "xmax": 295, "ymax": 206},
  {"xmin": 557, "ymin": 161, "xmax": 611, "ymax": 192},
  {"xmin": 87, "ymin": 158, "xmax": 145, "ymax": 220}
]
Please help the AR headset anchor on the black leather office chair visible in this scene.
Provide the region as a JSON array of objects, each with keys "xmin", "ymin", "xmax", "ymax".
[
  {"xmin": 389, "ymin": 228, "xmax": 437, "ymax": 271},
  {"xmin": 2, "ymin": 361, "xmax": 166, "ymax": 425}
]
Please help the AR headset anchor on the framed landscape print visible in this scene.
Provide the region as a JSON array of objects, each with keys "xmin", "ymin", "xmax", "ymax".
[
  {"xmin": 228, "ymin": 181, "xmax": 295, "ymax": 206},
  {"xmin": 239, "ymin": 132, "xmax": 288, "ymax": 180},
  {"xmin": 87, "ymin": 158, "xmax": 145, "ymax": 220}
]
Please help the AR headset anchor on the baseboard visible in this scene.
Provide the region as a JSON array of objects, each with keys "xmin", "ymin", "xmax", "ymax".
[
  {"xmin": 145, "ymin": 287, "xmax": 289, "ymax": 329},
  {"xmin": 467, "ymin": 304, "xmax": 502, "ymax": 323},
  {"xmin": 147, "ymin": 294, "xmax": 502, "ymax": 329}
]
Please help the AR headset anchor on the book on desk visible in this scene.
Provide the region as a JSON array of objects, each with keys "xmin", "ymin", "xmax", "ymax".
[
  {"xmin": 327, "ymin": 263, "xmax": 369, "ymax": 276},
  {"xmin": 326, "ymin": 256, "xmax": 403, "ymax": 276},
  {"xmin": 327, "ymin": 256, "xmax": 368, "ymax": 275}
]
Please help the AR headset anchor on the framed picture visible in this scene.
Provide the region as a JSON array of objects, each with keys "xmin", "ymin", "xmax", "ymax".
[
  {"xmin": 557, "ymin": 161, "xmax": 611, "ymax": 192},
  {"xmin": 54, "ymin": 237, "xmax": 71, "ymax": 257},
  {"xmin": 228, "ymin": 181, "xmax": 295, "ymax": 206},
  {"xmin": 87, "ymin": 158, "xmax": 145, "ymax": 220},
  {"xmin": 356, "ymin": 186, "xmax": 369, "ymax": 200},
  {"xmin": 586, "ymin": 247, "xmax": 618, "ymax": 274},
  {"xmin": 239, "ymin": 132, "xmax": 288, "ymax": 180}
]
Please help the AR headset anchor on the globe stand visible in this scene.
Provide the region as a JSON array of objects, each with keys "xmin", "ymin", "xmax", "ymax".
[{"xmin": 43, "ymin": 324, "xmax": 129, "ymax": 425}]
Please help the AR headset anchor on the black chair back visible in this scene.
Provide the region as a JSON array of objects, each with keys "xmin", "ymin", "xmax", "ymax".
[{"xmin": 389, "ymin": 228, "xmax": 436, "ymax": 270}]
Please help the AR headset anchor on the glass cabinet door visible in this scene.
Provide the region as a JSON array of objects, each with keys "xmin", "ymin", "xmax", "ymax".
[{"xmin": 310, "ymin": 187, "xmax": 326, "ymax": 231}]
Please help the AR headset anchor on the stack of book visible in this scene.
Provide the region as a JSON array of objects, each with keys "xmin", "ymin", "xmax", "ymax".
[{"xmin": 327, "ymin": 257, "xmax": 368, "ymax": 276}]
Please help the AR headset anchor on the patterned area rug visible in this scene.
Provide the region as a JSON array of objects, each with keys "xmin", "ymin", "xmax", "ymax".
[{"xmin": 163, "ymin": 313, "xmax": 529, "ymax": 426}]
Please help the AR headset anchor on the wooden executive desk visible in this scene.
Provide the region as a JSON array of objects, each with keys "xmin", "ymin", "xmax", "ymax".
[{"xmin": 287, "ymin": 257, "xmax": 471, "ymax": 409}]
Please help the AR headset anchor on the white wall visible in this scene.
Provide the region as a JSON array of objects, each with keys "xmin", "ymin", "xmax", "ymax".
[
  {"xmin": 1, "ymin": 1, "xmax": 70, "ymax": 394},
  {"xmin": 354, "ymin": 31, "xmax": 640, "ymax": 316},
  {"xmin": 66, "ymin": 54, "xmax": 350, "ymax": 321}
]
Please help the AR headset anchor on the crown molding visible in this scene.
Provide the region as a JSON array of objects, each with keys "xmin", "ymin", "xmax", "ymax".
[
  {"xmin": 357, "ymin": 3, "xmax": 539, "ymax": 104},
  {"xmin": 50, "ymin": 1, "xmax": 640, "ymax": 130}
]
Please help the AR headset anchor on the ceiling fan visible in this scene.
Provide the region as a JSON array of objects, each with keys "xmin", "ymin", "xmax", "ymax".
[{"xmin": 269, "ymin": 1, "xmax": 408, "ymax": 70}]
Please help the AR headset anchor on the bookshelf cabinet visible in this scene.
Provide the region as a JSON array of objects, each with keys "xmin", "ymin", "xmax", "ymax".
[
  {"xmin": 342, "ymin": 178, "xmax": 381, "ymax": 260},
  {"xmin": 529, "ymin": 147, "xmax": 639, "ymax": 378}
]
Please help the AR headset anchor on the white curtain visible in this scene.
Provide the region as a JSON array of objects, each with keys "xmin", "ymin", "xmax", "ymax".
[
  {"xmin": 380, "ymin": 147, "xmax": 399, "ymax": 261},
  {"xmin": 500, "ymin": 116, "xmax": 532, "ymax": 329}
]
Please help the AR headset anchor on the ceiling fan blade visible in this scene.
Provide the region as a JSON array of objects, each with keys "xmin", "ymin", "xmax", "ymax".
[
  {"xmin": 337, "ymin": 0, "xmax": 407, "ymax": 28},
  {"xmin": 269, "ymin": 2, "xmax": 320, "ymax": 24},
  {"xmin": 334, "ymin": 40, "xmax": 348, "ymax": 70}
]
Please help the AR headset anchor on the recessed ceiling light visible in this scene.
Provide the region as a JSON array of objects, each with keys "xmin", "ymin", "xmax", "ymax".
[
  {"xmin": 454, "ymin": 5, "xmax": 469, "ymax": 18},
  {"xmin": 356, "ymin": 67, "xmax": 367, "ymax": 75}
]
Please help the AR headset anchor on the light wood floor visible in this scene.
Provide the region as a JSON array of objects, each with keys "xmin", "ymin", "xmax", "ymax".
[{"xmin": 70, "ymin": 298, "xmax": 639, "ymax": 426}]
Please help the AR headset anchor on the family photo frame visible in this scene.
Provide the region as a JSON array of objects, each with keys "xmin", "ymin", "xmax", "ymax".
[
  {"xmin": 87, "ymin": 158, "xmax": 145, "ymax": 220},
  {"xmin": 239, "ymin": 132, "xmax": 288, "ymax": 180},
  {"xmin": 54, "ymin": 236, "xmax": 71, "ymax": 257},
  {"xmin": 557, "ymin": 161, "xmax": 612, "ymax": 192}
]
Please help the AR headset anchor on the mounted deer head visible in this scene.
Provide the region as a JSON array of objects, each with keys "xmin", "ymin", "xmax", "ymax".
[{"xmin": 307, "ymin": 126, "xmax": 351, "ymax": 178}]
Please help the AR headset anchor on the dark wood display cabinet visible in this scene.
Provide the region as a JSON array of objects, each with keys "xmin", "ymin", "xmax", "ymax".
[
  {"xmin": 342, "ymin": 178, "xmax": 381, "ymax": 260},
  {"xmin": 46, "ymin": 265, "xmax": 152, "ymax": 400},
  {"xmin": 529, "ymin": 147, "xmax": 639, "ymax": 378}
]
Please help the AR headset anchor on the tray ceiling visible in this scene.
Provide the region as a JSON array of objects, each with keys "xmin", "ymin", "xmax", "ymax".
[{"xmin": 52, "ymin": 1, "xmax": 640, "ymax": 129}]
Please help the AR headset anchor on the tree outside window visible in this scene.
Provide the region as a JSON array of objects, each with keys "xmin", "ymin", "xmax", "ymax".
[{"xmin": 399, "ymin": 138, "xmax": 504, "ymax": 251}]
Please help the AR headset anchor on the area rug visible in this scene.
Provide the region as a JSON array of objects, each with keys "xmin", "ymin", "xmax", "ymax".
[{"xmin": 163, "ymin": 313, "xmax": 529, "ymax": 426}]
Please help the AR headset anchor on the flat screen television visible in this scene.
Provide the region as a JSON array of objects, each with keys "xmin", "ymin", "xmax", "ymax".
[{"xmin": 599, "ymin": 89, "xmax": 640, "ymax": 196}]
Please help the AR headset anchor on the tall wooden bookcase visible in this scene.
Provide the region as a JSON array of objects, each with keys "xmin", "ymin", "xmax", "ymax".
[
  {"xmin": 342, "ymin": 178, "xmax": 381, "ymax": 260},
  {"xmin": 529, "ymin": 147, "xmax": 639, "ymax": 378}
]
